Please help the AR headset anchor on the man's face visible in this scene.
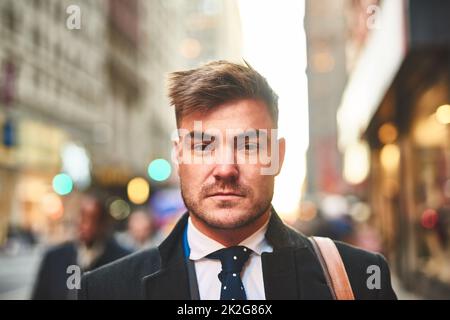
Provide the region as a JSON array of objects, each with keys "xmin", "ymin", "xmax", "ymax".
[
  {"xmin": 175, "ymin": 99, "xmax": 285, "ymax": 230},
  {"xmin": 77, "ymin": 197, "xmax": 102, "ymax": 246}
]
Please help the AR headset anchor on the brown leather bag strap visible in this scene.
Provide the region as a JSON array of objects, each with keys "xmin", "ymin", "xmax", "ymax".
[{"xmin": 309, "ymin": 236, "xmax": 355, "ymax": 300}]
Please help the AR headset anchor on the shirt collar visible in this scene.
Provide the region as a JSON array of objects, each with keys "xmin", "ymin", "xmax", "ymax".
[{"xmin": 187, "ymin": 214, "xmax": 272, "ymax": 260}]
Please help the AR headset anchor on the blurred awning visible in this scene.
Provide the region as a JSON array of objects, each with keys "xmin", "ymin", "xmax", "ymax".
[
  {"xmin": 364, "ymin": 47, "xmax": 450, "ymax": 149},
  {"xmin": 339, "ymin": 0, "xmax": 450, "ymax": 152},
  {"xmin": 337, "ymin": 0, "xmax": 407, "ymax": 152}
]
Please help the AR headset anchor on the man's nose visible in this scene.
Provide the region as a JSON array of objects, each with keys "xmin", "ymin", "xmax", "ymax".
[
  {"xmin": 212, "ymin": 145, "xmax": 239, "ymax": 180},
  {"xmin": 212, "ymin": 163, "xmax": 239, "ymax": 180}
]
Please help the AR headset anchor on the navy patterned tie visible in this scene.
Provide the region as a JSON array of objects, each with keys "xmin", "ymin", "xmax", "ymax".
[{"xmin": 207, "ymin": 246, "xmax": 252, "ymax": 300}]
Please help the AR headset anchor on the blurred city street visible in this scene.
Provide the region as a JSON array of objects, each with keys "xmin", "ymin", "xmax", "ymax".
[
  {"xmin": 0, "ymin": 246, "xmax": 422, "ymax": 300},
  {"xmin": 0, "ymin": 248, "xmax": 41, "ymax": 299},
  {"xmin": 1, "ymin": 0, "xmax": 450, "ymax": 300}
]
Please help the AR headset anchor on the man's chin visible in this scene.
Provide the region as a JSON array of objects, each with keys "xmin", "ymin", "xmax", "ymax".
[{"xmin": 198, "ymin": 207, "xmax": 258, "ymax": 230}]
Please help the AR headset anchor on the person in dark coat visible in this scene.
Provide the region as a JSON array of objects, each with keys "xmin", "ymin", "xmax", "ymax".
[
  {"xmin": 32, "ymin": 192, "xmax": 130, "ymax": 300},
  {"xmin": 79, "ymin": 61, "xmax": 397, "ymax": 300}
]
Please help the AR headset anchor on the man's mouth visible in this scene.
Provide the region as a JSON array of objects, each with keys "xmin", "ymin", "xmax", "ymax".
[{"xmin": 206, "ymin": 192, "xmax": 245, "ymax": 199}]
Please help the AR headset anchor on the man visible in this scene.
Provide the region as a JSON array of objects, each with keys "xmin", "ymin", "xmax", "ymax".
[
  {"xmin": 32, "ymin": 191, "xmax": 130, "ymax": 300},
  {"xmin": 79, "ymin": 61, "xmax": 397, "ymax": 300},
  {"xmin": 116, "ymin": 209, "xmax": 164, "ymax": 251}
]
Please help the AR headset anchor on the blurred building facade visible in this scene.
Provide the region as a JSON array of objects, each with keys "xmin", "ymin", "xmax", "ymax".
[
  {"xmin": 0, "ymin": 0, "xmax": 242, "ymax": 246},
  {"xmin": 339, "ymin": 0, "xmax": 450, "ymax": 298},
  {"xmin": 0, "ymin": 0, "xmax": 113, "ymax": 244},
  {"xmin": 305, "ymin": 0, "xmax": 348, "ymax": 198}
]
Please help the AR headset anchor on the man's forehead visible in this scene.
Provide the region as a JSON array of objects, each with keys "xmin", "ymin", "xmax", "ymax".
[
  {"xmin": 179, "ymin": 119, "xmax": 274, "ymax": 130},
  {"xmin": 178, "ymin": 99, "xmax": 276, "ymax": 129},
  {"xmin": 179, "ymin": 118, "xmax": 274, "ymax": 135}
]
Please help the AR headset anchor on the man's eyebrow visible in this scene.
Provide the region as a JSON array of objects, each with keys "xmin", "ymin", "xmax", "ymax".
[
  {"xmin": 184, "ymin": 131, "xmax": 215, "ymax": 140},
  {"xmin": 235, "ymin": 130, "xmax": 269, "ymax": 140},
  {"xmin": 183, "ymin": 129, "xmax": 270, "ymax": 140}
]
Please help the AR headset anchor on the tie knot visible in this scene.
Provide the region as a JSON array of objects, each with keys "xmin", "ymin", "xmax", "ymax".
[{"xmin": 207, "ymin": 246, "xmax": 251, "ymax": 273}]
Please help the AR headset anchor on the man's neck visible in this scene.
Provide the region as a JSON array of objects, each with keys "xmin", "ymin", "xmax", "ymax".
[{"xmin": 189, "ymin": 209, "xmax": 271, "ymax": 247}]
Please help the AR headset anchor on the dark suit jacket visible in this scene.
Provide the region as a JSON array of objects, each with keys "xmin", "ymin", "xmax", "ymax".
[
  {"xmin": 32, "ymin": 238, "xmax": 130, "ymax": 300},
  {"xmin": 78, "ymin": 210, "xmax": 397, "ymax": 300}
]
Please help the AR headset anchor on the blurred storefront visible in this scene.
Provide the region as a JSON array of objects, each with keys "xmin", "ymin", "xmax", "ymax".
[
  {"xmin": 339, "ymin": 0, "xmax": 450, "ymax": 298},
  {"xmin": 0, "ymin": 114, "xmax": 15, "ymax": 245},
  {"xmin": 0, "ymin": 116, "xmax": 69, "ymax": 245}
]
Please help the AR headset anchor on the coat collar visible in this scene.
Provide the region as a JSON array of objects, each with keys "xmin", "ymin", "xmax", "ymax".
[
  {"xmin": 142, "ymin": 208, "xmax": 331, "ymax": 300},
  {"xmin": 265, "ymin": 208, "xmax": 308, "ymax": 249}
]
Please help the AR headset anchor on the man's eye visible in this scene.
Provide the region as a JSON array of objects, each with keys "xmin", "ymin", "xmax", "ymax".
[
  {"xmin": 239, "ymin": 143, "xmax": 258, "ymax": 151},
  {"xmin": 193, "ymin": 143, "xmax": 212, "ymax": 151}
]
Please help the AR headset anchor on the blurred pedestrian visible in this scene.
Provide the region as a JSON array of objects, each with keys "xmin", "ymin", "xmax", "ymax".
[
  {"xmin": 31, "ymin": 190, "xmax": 131, "ymax": 300},
  {"xmin": 116, "ymin": 209, "xmax": 164, "ymax": 251}
]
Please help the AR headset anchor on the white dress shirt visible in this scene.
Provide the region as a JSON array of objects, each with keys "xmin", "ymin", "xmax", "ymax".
[{"xmin": 187, "ymin": 216, "xmax": 273, "ymax": 300}]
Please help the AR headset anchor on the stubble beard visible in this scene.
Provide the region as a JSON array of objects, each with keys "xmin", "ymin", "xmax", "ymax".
[{"xmin": 180, "ymin": 181, "xmax": 273, "ymax": 230}]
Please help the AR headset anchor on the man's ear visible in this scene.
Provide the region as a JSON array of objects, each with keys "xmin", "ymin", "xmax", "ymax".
[{"xmin": 275, "ymin": 137, "xmax": 286, "ymax": 176}]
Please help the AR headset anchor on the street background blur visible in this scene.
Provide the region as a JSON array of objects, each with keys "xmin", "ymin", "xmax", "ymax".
[{"xmin": 1, "ymin": 0, "xmax": 449, "ymax": 299}]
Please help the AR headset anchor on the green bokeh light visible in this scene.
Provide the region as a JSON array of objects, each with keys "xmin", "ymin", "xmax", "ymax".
[
  {"xmin": 148, "ymin": 159, "xmax": 171, "ymax": 182},
  {"xmin": 52, "ymin": 173, "xmax": 73, "ymax": 195}
]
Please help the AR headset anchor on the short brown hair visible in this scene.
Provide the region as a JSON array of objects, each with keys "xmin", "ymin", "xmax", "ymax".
[{"xmin": 167, "ymin": 60, "xmax": 279, "ymax": 127}]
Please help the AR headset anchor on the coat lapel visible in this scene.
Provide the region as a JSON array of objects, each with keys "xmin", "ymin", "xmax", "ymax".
[
  {"xmin": 261, "ymin": 248, "xmax": 299, "ymax": 299},
  {"xmin": 142, "ymin": 213, "xmax": 191, "ymax": 300}
]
